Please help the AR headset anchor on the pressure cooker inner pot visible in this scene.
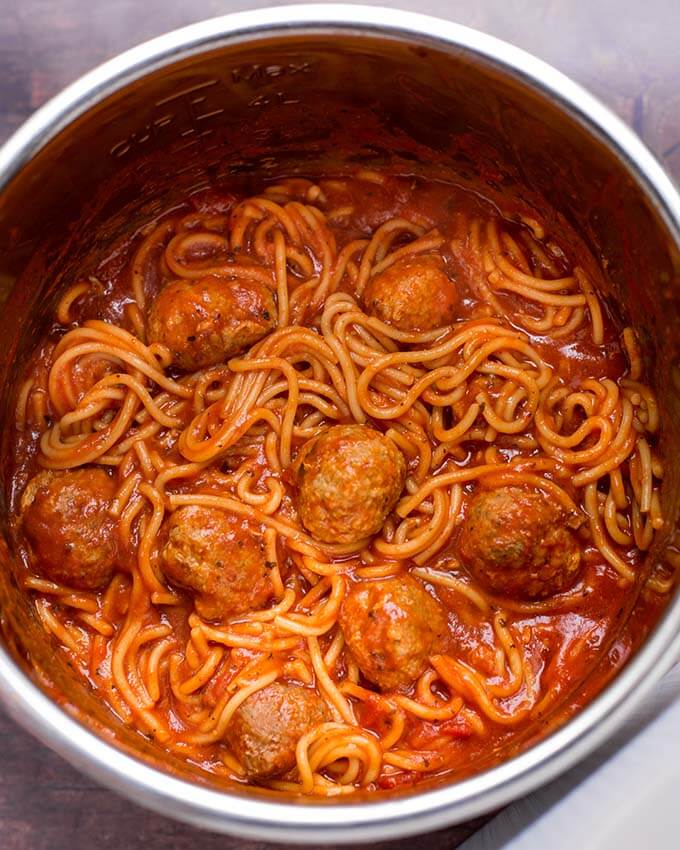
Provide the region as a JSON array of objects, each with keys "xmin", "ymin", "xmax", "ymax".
[{"xmin": 0, "ymin": 29, "xmax": 678, "ymax": 796}]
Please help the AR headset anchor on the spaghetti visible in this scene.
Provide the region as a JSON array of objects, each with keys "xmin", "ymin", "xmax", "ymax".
[{"xmin": 8, "ymin": 172, "xmax": 673, "ymax": 796}]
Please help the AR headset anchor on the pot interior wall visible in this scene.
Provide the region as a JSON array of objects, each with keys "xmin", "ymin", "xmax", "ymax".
[{"xmin": 0, "ymin": 30, "xmax": 678, "ymax": 792}]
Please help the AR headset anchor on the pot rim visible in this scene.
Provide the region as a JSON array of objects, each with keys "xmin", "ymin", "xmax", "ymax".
[{"xmin": 1, "ymin": 5, "xmax": 679, "ymax": 843}]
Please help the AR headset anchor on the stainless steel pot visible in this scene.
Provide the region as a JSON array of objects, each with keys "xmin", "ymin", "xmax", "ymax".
[{"xmin": 0, "ymin": 5, "xmax": 679, "ymax": 843}]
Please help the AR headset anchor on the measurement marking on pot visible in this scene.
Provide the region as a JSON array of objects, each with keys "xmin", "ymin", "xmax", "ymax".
[
  {"xmin": 230, "ymin": 61, "xmax": 312, "ymax": 84},
  {"xmin": 109, "ymin": 61, "xmax": 315, "ymax": 159},
  {"xmin": 155, "ymin": 79, "xmax": 220, "ymax": 107}
]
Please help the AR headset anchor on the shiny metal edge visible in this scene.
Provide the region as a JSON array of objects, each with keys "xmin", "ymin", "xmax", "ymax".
[{"xmin": 0, "ymin": 4, "xmax": 680, "ymax": 843}]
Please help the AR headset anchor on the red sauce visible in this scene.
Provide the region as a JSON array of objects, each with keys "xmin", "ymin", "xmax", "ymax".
[{"xmin": 4, "ymin": 172, "xmax": 672, "ymax": 797}]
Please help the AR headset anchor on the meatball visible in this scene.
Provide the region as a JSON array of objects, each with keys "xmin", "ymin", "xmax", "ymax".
[
  {"xmin": 293, "ymin": 425, "xmax": 406, "ymax": 544},
  {"xmin": 147, "ymin": 275, "xmax": 276, "ymax": 370},
  {"xmin": 458, "ymin": 486, "xmax": 581, "ymax": 599},
  {"xmin": 159, "ymin": 505, "xmax": 273, "ymax": 620},
  {"xmin": 363, "ymin": 254, "xmax": 458, "ymax": 331},
  {"xmin": 339, "ymin": 575, "xmax": 446, "ymax": 691},
  {"xmin": 71, "ymin": 356, "xmax": 115, "ymax": 403},
  {"xmin": 225, "ymin": 681, "xmax": 330, "ymax": 780},
  {"xmin": 21, "ymin": 468, "xmax": 118, "ymax": 590}
]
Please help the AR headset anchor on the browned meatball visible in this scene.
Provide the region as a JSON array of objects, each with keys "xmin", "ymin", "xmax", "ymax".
[
  {"xmin": 458, "ymin": 486, "xmax": 581, "ymax": 599},
  {"xmin": 292, "ymin": 425, "xmax": 406, "ymax": 545},
  {"xmin": 363, "ymin": 254, "xmax": 458, "ymax": 331},
  {"xmin": 159, "ymin": 505, "xmax": 273, "ymax": 619},
  {"xmin": 225, "ymin": 681, "xmax": 330, "ymax": 780},
  {"xmin": 21, "ymin": 469, "xmax": 118, "ymax": 590},
  {"xmin": 147, "ymin": 275, "xmax": 276, "ymax": 370},
  {"xmin": 339, "ymin": 575, "xmax": 446, "ymax": 691}
]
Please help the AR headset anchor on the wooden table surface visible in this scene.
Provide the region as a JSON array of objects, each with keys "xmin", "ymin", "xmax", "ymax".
[{"xmin": 1, "ymin": 1, "xmax": 679, "ymax": 848}]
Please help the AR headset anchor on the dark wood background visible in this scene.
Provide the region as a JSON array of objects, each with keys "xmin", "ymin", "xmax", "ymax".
[{"xmin": 1, "ymin": 1, "xmax": 679, "ymax": 848}]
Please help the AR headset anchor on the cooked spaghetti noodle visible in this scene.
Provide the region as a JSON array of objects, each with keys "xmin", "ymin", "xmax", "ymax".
[{"xmin": 8, "ymin": 172, "xmax": 673, "ymax": 796}]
